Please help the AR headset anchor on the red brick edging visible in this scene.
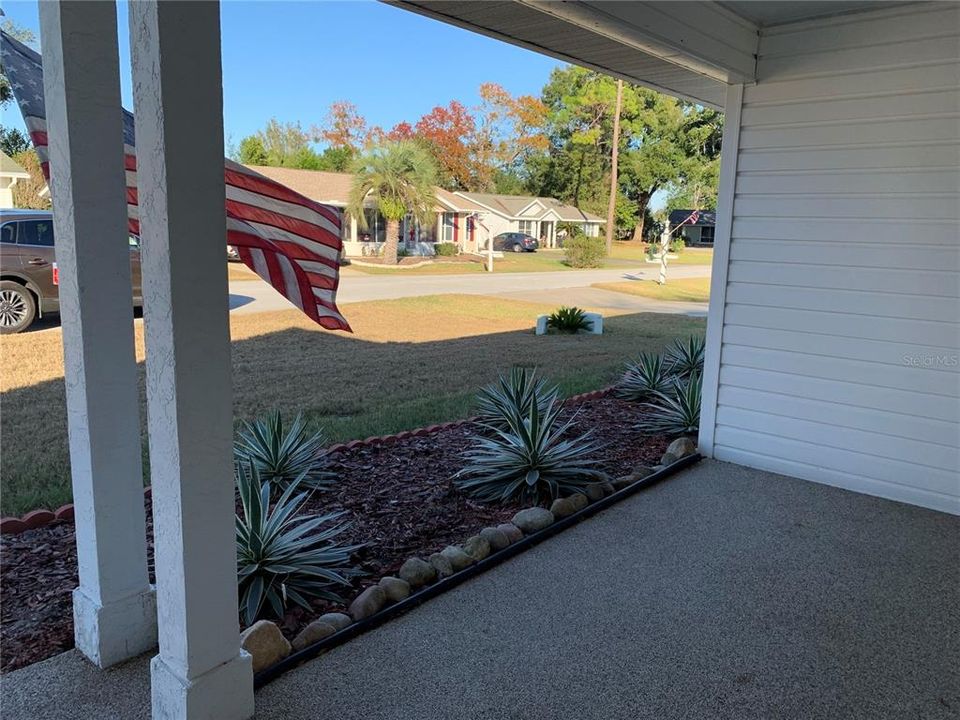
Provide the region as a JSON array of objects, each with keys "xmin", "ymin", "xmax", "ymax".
[{"xmin": 0, "ymin": 387, "xmax": 613, "ymax": 536}]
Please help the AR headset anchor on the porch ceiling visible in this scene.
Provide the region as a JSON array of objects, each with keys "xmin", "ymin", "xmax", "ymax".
[{"xmin": 386, "ymin": 1, "xmax": 895, "ymax": 108}]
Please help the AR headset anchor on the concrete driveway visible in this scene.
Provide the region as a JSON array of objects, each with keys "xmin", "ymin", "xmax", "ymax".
[{"xmin": 229, "ymin": 264, "xmax": 711, "ymax": 316}]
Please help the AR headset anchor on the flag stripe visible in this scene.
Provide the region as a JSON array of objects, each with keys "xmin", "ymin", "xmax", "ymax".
[{"xmin": 1, "ymin": 27, "xmax": 350, "ymax": 332}]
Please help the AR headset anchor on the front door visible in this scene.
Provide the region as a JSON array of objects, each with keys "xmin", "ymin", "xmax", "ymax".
[{"xmin": 539, "ymin": 221, "xmax": 553, "ymax": 248}]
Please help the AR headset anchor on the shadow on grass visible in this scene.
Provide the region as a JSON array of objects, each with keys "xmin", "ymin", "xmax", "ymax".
[{"xmin": 0, "ymin": 311, "xmax": 705, "ymax": 514}]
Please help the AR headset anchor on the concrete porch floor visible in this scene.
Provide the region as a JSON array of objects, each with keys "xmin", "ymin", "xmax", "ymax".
[{"xmin": 3, "ymin": 460, "xmax": 958, "ymax": 719}]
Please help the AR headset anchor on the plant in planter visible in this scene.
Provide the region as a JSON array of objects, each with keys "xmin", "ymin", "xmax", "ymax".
[
  {"xmin": 455, "ymin": 396, "xmax": 608, "ymax": 504},
  {"xmin": 475, "ymin": 367, "xmax": 558, "ymax": 431},
  {"xmin": 236, "ymin": 460, "xmax": 363, "ymax": 625},
  {"xmin": 235, "ymin": 410, "xmax": 334, "ymax": 492},
  {"xmin": 547, "ymin": 306, "xmax": 591, "ymax": 334},
  {"xmin": 636, "ymin": 373, "xmax": 702, "ymax": 436},
  {"xmin": 615, "ymin": 352, "xmax": 673, "ymax": 401},
  {"xmin": 665, "ymin": 335, "xmax": 705, "ymax": 377}
]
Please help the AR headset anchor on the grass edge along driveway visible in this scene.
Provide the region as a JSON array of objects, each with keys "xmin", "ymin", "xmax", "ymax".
[{"xmin": 0, "ymin": 293, "xmax": 705, "ymax": 514}]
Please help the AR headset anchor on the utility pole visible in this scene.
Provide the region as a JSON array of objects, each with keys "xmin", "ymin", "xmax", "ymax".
[{"xmin": 605, "ymin": 78, "xmax": 623, "ymax": 254}]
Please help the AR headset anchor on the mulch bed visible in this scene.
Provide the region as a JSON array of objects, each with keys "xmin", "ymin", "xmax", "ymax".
[{"xmin": 0, "ymin": 396, "xmax": 669, "ymax": 673}]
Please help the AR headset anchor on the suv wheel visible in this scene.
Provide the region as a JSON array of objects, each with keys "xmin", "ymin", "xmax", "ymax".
[{"xmin": 0, "ymin": 281, "xmax": 37, "ymax": 334}]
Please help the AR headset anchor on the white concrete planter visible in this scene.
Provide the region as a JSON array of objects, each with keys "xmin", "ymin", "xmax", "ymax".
[{"xmin": 536, "ymin": 313, "xmax": 603, "ymax": 335}]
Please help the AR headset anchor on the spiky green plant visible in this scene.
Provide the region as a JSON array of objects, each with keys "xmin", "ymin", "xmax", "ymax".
[
  {"xmin": 455, "ymin": 396, "xmax": 608, "ymax": 504},
  {"xmin": 235, "ymin": 411, "xmax": 334, "ymax": 491},
  {"xmin": 636, "ymin": 373, "xmax": 702, "ymax": 436},
  {"xmin": 236, "ymin": 460, "xmax": 362, "ymax": 625},
  {"xmin": 615, "ymin": 352, "xmax": 674, "ymax": 401},
  {"xmin": 665, "ymin": 335, "xmax": 705, "ymax": 377},
  {"xmin": 475, "ymin": 367, "xmax": 559, "ymax": 430},
  {"xmin": 546, "ymin": 306, "xmax": 591, "ymax": 334}
]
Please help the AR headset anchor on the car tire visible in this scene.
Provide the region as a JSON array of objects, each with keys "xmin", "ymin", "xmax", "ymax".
[
  {"xmin": 512, "ymin": 243, "xmax": 524, "ymax": 253},
  {"xmin": 0, "ymin": 281, "xmax": 37, "ymax": 334}
]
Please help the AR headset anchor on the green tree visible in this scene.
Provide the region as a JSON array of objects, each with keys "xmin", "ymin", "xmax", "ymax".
[
  {"xmin": 348, "ymin": 142, "xmax": 437, "ymax": 265},
  {"xmin": 236, "ymin": 118, "xmax": 326, "ymax": 169},
  {"xmin": 237, "ymin": 135, "xmax": 268, "ymax": 165},
  {"xmin": 0, "ymin": 126, "xmax": 30, "ymax": 156},
  {"xmin": 529, "ymin": 67, "xmax": 721, "ymax": 240}
]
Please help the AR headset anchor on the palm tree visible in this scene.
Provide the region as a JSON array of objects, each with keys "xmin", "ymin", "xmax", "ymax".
[{"xmin": 348, "ymin": 141, "xmax": 438, "ymax": 264}]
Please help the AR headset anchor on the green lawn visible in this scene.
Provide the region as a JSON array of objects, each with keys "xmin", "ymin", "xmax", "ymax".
[
  {"xmin": 0, "ymin": 294, "xmax": 704, "ymax": 514},
  {"xmin": 346, "ymin": 244, "xmax": 714, "ymax": 275}
]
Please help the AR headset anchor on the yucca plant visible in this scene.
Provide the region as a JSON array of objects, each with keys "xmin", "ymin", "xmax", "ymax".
[
  {"xmin": 455, "ymin": 396, "xmax": 609, "ymax": 504},
  {"xmin": 236, "ymin": 460, "xmax": 362, "ymax": 625},
  {"xmin": 475, "ymin": 367, "xmax": 558, "ymax": 430},
  {"xmin": 665, "ymin": 335, "xmax": 706, "ymax": 377},
  {"xmin": 235, "ymin": 411, "xmax": 334, "ymax": 492},
  {"xmin": 636, "ymin": 373, "xmax": 702, "ymax": 436},
  {"xmin": 615, "ymin": 352, "xmax": 674, "ymax": 401},
  {"xmin": 547, "ymin": 306, "xmax": 591, "ymax": 334}
]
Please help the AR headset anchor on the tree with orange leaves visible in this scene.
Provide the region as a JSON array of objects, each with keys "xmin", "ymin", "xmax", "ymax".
[{"xmin": 413, "ymin": 100, "xmax": 477, "ymax": 190}]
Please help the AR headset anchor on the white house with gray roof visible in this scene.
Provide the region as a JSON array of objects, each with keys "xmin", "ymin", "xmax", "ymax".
[{"xmin": 455, "ymin": 191, "xmax": 604, "ymax": 248}]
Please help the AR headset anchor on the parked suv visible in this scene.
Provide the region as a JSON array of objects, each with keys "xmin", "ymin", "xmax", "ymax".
[
  {"xmin": 492, "ymin": 232, "xmax": 539, "ymax": 253},
  {"xmin": 0, "ymin": 210, "xmax": 143, "ymax": 333}
]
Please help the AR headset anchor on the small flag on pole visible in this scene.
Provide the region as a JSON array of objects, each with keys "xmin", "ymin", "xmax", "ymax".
[{"xmin": 0, "ymin": 29, "xmax": 350, "ymax": 331}]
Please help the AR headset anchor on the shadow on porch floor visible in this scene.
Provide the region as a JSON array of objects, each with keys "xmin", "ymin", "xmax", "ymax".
[{"xmin": 3, "ymin": 460, "xmax": 958, "ymax": 719}]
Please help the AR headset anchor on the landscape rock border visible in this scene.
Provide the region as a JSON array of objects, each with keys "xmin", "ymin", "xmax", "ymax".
[
  {"xmin": 249, "ymin": 445, "xmax": 701, "ymax": 686},
  {"xmin": 0, "ymin": 388, "xmax": 614, "ymax": 535}
]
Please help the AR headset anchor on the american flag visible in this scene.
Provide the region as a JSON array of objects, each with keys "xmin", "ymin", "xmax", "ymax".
[
  {"xmin": 682, "ymin": 210, "xmax": 700, "ymax": 226},
  {"xmin": 0, "ymin": 30, "xmax": 350, "ymax": 331}
]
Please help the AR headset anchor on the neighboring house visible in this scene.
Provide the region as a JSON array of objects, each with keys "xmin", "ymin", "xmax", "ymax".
[
  {"xmin": 668, "ymin": 209, "xmax": 716, "ymax": 245},
  {"xmin": 247, "ymin": 165, "xmax": 601, "ymax": 256},
  {"xmin": 455, "ymin": 192, "xmax": 604, "ymax": 247},
  {"xmin": 0, "ymin": 151, "xmax": 31, "ymax": 209}
]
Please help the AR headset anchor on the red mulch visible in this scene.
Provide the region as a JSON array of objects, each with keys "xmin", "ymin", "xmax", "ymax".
[{"xmin": 0, "ymin": 397, "xmax": 669, "ymax": 673}]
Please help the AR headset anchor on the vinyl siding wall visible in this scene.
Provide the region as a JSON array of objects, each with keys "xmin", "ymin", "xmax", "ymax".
[{"xmin": 702, "ymin": 4, "xmax": 960, "ymax": 514}]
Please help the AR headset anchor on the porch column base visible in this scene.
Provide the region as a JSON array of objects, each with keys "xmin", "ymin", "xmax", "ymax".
[
  {"xmin": 73, "ymin": 586, "xmax": 157, "ymax": 668},
  {"xmin": 151, "ymin": 651, "xmax": 254, "ymax": 720}
]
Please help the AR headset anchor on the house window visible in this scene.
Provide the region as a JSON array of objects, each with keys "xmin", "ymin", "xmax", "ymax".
[
  {"xmin": 518, "ymin": 220, "xmax": 534, "ymax": 235},
  {"xmin": 700, "ymin": 226, "xmax": 715, "ymax": 243},
  {"xmin": 442, "ymin": 213, "xmax": 456, "ymax": 242}
]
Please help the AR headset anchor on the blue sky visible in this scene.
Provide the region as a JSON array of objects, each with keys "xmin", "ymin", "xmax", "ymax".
[{"xmin": 2, "ymin": 0, "xmax": 563, "ymax": 147}]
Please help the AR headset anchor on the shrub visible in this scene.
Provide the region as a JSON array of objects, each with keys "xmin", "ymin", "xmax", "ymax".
[
  {"xmin": 645, "ymin": 243, "xmax": 660, "ymax": 260},
  {"xmin": 615, "ymin": 352, "xmax": 673, "ymax": 401},
  {"xmin": 235, "ymin": 411, "xmax": 334, "ymax": 492},
  {"xmin": 434, "ymin": 242, "xmax": 457, "ymax": 257},
  {"xmin": 665, "ymin": 335, "xmax": 705, "ymax": 377},
  {"xmin": 563, "ymin": 234, "xmax": 606, "ymax": 268},
  {"xmin": 670, "ymin": 237, "xmax": 685, "ymax": 254},
  {"xmin": 547, "ymin": 306, "xmax": 591, "ymax": 334},
  {"xmin": 235, "ymin": 460, "xmax": 362, "ymax": 625},
  {"xmin": 476, "ymin": 367, "xmax": 558, "ymax": 431},
  {"xmin": 455, "ymin": 396, "xmax": 609, "ymax": 504},
  {"xmin": 636, "ymin": 373, "xmax": 702, "ymax": 437},
  {"xmin": 397, "ymin": 247, "xmax": 411, "ymax": 258}
]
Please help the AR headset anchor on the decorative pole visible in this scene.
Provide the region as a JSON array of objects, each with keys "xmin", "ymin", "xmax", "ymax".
[{"xmin": 658, "ymin": 219, "xmax": 671, "ymax": 285}]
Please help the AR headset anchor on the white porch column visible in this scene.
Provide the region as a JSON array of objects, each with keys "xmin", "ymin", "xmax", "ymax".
[
  {"xmin": 128, "ymin": 2, "xmax": 254, "ymax": 718},
  {"xmin": 38, "ymin": 0, "xmax": 156, "ymax": 668},
  {"xmin": 350, "ymin": 212, "xmax": 358, "ymax": 242}
]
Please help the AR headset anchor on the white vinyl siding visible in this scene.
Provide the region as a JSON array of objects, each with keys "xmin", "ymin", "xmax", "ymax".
[{"xmin": 706, "ymin": 4, "xmax": 960, "ymax": 514}]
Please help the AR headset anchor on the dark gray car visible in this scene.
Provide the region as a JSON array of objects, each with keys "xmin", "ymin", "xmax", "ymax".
[{"xmin": 0, "ymin": 209, "xmax": 142, "ymax": 333}]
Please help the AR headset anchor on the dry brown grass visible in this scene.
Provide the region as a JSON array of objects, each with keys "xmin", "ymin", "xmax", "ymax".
[
  {"xmin": 0, "ymin": 294, "xmax": 704, "ymax": 513},
  {"xmin": 227, "ymin": 263, "xmax": 260, "ymax": 281},
  {"xmin": 593, "ymin": 277, "xmax": 711, "ymax": 303}
]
